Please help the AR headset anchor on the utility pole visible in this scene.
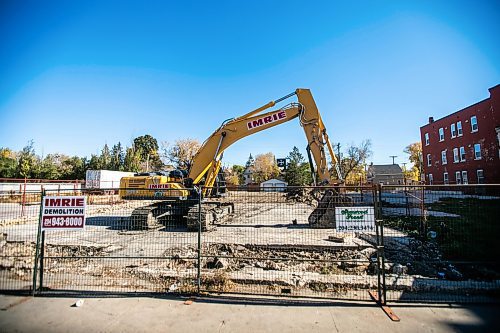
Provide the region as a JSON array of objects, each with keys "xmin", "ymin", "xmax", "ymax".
[
  {"xmin": 389, "ymin": 155, "xmax": 397, "ymax": 165},
  {"xmin": 402, "ymin": 162, "xmax": 407, "ymax": 185},
  {"xmin": 337, "ymin": 143, "xmax": 342, "ymax": 176}
]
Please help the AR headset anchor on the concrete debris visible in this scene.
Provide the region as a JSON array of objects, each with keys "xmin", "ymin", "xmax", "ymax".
[
  {"xmin": 73, "ymin": 299, "xmax": 84, "ymax": 307},
  {"xmin": 392, "ymin": 264, "xmax": 407, "ymax": 275}
]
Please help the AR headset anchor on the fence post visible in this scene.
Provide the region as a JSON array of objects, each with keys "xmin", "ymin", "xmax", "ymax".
[
  {"xmin": 373, "ymin": 184, "xmax": 387, "ymax": 305},
  {"xmin": 21, "ymin": 177, "xmax": 27, "ymax": 217},
  {"xmin": 32, "ymin": 189, "xmax": 45, "ymax": 296},
  {"xmin": 379, "ymin": 218, "xmax": 387, "ymax": 305},
  {"xmin": 420, "ymin": 185, "xmax": 427, "ymax": 239},
  {"xmin": 197, "ymin": 186, "xmax": 202, "ymax": 295},
  {"xmin": 39, "ymin": 230, "xmax": 46, "ymax": 293}
]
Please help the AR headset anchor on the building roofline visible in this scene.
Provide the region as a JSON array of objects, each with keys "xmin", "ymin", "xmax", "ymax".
[{"xmin": 420, "ymin": 96, "xmax": 490, "ymax": 129}]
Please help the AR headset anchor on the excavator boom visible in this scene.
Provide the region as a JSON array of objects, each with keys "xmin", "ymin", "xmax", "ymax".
[
  {"xmin": 188, "ymin": 88, "xmax": 343, "ymax": 188},
  {"xmin": 120, "ymin": 88, "xmax": 343, "ymax": 230}
]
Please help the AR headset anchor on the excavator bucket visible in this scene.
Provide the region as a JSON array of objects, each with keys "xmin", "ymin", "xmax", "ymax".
[{"xmin": 308, "ymin": 188, "xmax": 353, "ymax": 228}]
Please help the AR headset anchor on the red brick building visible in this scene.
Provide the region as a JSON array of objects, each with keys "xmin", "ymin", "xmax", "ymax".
[{"xmin": 420, "ymin": 84, "xmax": 500, "ymax": 184}]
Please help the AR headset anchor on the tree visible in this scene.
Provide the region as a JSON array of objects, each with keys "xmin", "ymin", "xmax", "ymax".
[
  {"xmin": 99, "ymin": 144, "xmax": 112, "ymax": 170},
  {"xmin": 61, "ymin": 156, "xmax": 87, "ymax": 179},
  {"xmin": 110, "ymin": 142, "xmax": 125, "ymax": 171},
  {"xmin": 88, "ymin": 154, "xmax": 102, "ymax": 170},
  {"xmin": 124, "ymin": 147, "xmax": 143, "ymax": 172},
  {"xmin": 133, "ymin": 135, "xmax": 162, "ymax": 171},
  {"xmin": 224, "ymin": 165, "xmax": 244, "ymax": 186},
  {"xmin": 163, "ymin": 138, "xmax": 201, "ymax": 169},
  {"xmin": 38, "ymin": 154, "xmax": 61, "ymax": 179},
  {"xmin": 339, "ymin": 140, "xmax": 372, "ymax": 181},
  {"xmin": 253, "ymin": 152, "xmax": 280, "ymax": 183},
  {"xmin": 0, "ymin": 148, "xmax": 17, "ymax": 178},
  {"xmin": 17, "ymin": 140, "xmax": 39, "ymax": 178},
  {"xmin": 404, "ymin": 142, "xmax": 423, "ymax": 181},
  {"xmin": 284, "ymin": 146, "xmax": 312, "ymax": 186},
  {"xmin": 232, "ymin": 165, "xmax": 245, "ymax": 185}
]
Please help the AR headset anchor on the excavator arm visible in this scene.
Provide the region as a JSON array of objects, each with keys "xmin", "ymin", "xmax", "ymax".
[{"xmin": 188, "ymin": 88, "xmax": 343, "ymax": 188}]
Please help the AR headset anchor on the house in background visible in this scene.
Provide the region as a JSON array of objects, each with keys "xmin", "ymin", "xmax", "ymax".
[
  {"xmin": 420, "ymin": 84, "xmax": 500, "ymax": 184},
  {"xmin": 243, "ymin": 153, "xmax": 255, "ymax": 185},
  {"xmin": 260, "ymin": 179, "xmax": 288, "ymax": 192},
  {"xmin": 367, "ymin": 163, "xmax": 405, "ymax": 185}
]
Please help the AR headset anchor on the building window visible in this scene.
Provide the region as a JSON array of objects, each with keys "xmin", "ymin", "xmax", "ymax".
[
  {"xmin": 462, "ymin": 171, "xmax": 468, "ymax": 184},
  {"xmin": 477, "ymin": 169, "xmax": 484, "ymax": 184},
  {"xmin": 455, "ymin": 171, "xmax": 462, "ymax": 184},
  {"xmin": 471, "ymin": 116, "xmax": 478, "ymax": 132},
  {"xmin": 459, "ymin": 146, "xmax": 466, "ymax": 161},
  {"xmin": 428, "ymin": 174, "xmax": 433, "ymax": 185},
  {"xmin": 443, "ymin": 172, "xmax": 449, "ymax": 184},
  {"xmin": 474, "ymin": 143, "xmax": 481, "ymax": 160},
  {"xmin": 441, "ymin": 150, "xmax": 447, "ymax": 165},
  {"xmin": 425, "ymin": 133, "xmax": 429, "ymax": 146},
  {"xmin": 451, "ymin": 124, "xmax": 456, "ymax": 138},
  {"xmin": 453, "ymin": 148, "xmax": 459, "ymax": 163},
  {"xmin": 427, "ymin": 154, "xmax": 431, "ymax": 167},
  {"xmin": 439, "ymin": 128, "xmax": 444, "ymax": 141},
  {"xmin": 457, "ymin": 121, "xmax": 463, "ymax": 136}
]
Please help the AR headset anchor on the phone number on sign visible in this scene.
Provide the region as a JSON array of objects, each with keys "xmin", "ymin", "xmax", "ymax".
[{"xmin": 43, "ymin": 216, "xmax": 84, "ymax": 227}]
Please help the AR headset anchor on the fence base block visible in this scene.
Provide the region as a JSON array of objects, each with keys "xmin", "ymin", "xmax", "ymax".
[{"xmin": 368, "ymin": 290, "xmax": 400, "ymax": 322}]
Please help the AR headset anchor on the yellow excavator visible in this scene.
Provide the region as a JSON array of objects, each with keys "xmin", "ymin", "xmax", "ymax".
[{"xmin": 119, "ymin": 88, "xmax": 343, "ymax": 230}]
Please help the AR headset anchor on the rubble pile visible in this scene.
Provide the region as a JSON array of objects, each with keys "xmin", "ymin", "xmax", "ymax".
[{"xmin": 0, "ymin": 234, "xmax": 36, "ymax": 280}]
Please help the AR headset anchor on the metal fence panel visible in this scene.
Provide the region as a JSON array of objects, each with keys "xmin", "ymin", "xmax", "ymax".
[
  {"xmin": 4, "ymin": 189, "xmax": 201, "ymax": 294},
  {"xmin": 379, "ymin": 185, "xmax": 500, "ymax": 303},
  {"xmin": 0, "ymin": 191, "xmax": 41, "ymax": 292},
  {"xmin": 199, "ymin": 186, "xmax": 379, "ymax": 300}
]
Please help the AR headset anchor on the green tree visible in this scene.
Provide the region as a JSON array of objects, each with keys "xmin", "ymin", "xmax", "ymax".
[
  {"xmin": 124, "ymin": 147, "xmax": 143, "ymax": 172},
  {"xmin": 284, "ymin": 146, "xmax": 312, "ymax": 186},
  {"xmin": 99, "ymin": 144, "xmax": 111, "ymax": 169},
  {"xmin": 110, "ymin": 142, "xmax": 125, "ymax": 170},
  {"xmin": 38, "ymin": 154, "xmax": 61, "ymax": 179},
  {"xmin": 224, "ymin": 164, "xmax": 245, "ymax": 185},
  {"xmin": 88, "ymin": 154, "xmax": 102, "ymax": 170},
  {"xmin": 17, "ymin": 140, "xmax": 39, "ymax": 178},
  {"xmin": 0, "ymin": 147, "xmax": 17, "ymax": 178},
  {"xmin": 61, "ymin": 156, "xmax": 87, "ymax": 179},
  {"xmin": 134, "ymin": 135, "xmax": 163, "ymax": 171}
]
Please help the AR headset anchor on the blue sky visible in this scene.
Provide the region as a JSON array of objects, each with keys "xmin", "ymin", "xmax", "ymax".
[{"xmin": 1, "ymin": 0, "xmax": 499, "ymax": 167}]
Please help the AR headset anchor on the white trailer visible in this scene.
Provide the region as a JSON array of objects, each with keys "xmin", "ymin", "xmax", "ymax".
[{"xmin": 85, "ymin": 170, "xmax": 134, "ymax": 190}]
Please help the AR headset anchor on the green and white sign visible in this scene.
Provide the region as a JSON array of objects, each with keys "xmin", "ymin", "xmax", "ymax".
[{"xmin": 335, "ymin": 206, "xmax": 375, "ymax": 232}]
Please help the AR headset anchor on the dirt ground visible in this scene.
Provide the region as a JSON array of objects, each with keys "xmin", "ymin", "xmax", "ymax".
[{"xmin": 1, "ymin": 192, "xmax": 498, "ymax": 301}]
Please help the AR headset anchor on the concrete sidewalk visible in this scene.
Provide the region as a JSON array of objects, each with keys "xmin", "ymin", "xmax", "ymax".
[{"xmin": 0, "ymin": 294, "xmax": 499, "ymax": 332}]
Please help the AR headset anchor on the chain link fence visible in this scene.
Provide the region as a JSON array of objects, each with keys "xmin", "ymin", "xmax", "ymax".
[
  {"xmin": 0, "ymin": 185, "xmax": 498, "ymax": 303},
  {"xmin": 379, "ymin": 184, "xmax": 500, "ymax": 303}
]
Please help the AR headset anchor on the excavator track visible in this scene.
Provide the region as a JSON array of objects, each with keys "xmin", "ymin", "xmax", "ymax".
[
  {"xmin": 129, "ymin": 205, "xmax": 162, "ymax": 230},
  {"xmin": 128, "ymin": 201, "xmax": 190, "ymax": 230},
  {"xmin": 186, "ymin": 202, "xmax": 234, "ymax": 232}
]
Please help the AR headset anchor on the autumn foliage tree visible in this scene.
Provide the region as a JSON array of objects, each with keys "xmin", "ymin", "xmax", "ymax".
[
  {"xmin": 339, "ymin": 140, "xmax": 372, "ymax": 183},
  {"xmin": 404, "ymin": 142, "xmax": 422, "ymax": 181},
  {"xmin": 162, "ymin": 138, "xmax": 201, "ymax": 169},
  {"xmin": 253, "ymin": 152, "xmax": 280, "ymax": 183}
]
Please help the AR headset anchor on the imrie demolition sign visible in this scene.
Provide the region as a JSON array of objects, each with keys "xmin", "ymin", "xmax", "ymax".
[{"xmin": 41, "ymin": 196, "xmax": 87, "ymax": 230}]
